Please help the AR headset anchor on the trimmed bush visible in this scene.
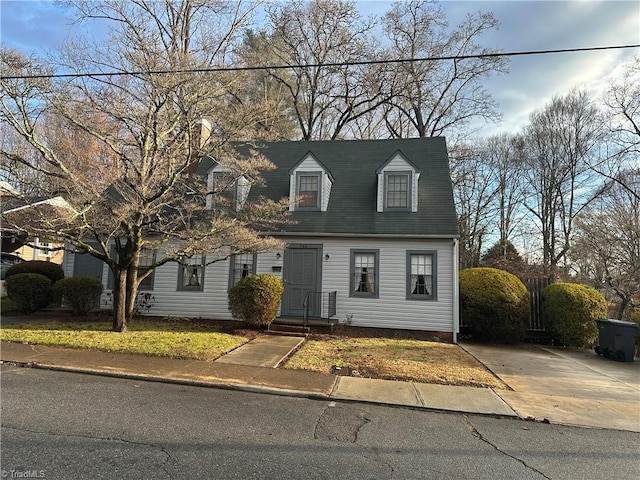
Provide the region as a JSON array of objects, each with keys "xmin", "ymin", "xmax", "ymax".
[
  {"xmin": 5, "ymin": 273, "xmax": 53, "ymax": 313},
  {"xmin": 542, "ymin": 283, "xmax": 607, "ymax": 348},
  {"xmin": 54, "ymin": 276, "xmax": 104, "ymax": 315},
  {"xmin": 228, "ymin": 274, "xmax": 284, "ymax": 327},
  {"xmin": 459, "ymin": 267, "xmax": 529, "ymax": 343},
  {"xmin": 5, "ymin": 260, "xmax": 64, "ymax": 284}
]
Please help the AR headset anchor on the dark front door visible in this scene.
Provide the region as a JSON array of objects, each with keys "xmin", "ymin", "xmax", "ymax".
[{"xmin": 282, "ymin": 245, "xmax": 321, "ymax": 317}]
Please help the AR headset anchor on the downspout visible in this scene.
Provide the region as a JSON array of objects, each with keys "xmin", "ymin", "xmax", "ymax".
[
  {"xmin": 452, "ymin": 239, "xmax": 460, "ymax": 344},
  {"xmin": 32, "ymin": 236, "xmax": 40, "ymax": 260}
]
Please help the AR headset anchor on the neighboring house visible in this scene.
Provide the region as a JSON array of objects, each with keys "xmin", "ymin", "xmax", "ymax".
[
  {"xmin": 1, "ymin": 182, "xmax": 66, "ymax": 264},
  {"xmin": 12, "ymin": 239, "xmax": 64, "ymax": 264},
  {"xmin": 64, "ymin": 138, "xmax": 461, "ymax": 340}
]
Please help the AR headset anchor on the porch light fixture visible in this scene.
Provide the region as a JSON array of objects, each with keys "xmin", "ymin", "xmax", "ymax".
[
  {"xmin": 324, "ymin": 253, "xmax": 331, "ymax": 260},
  {"xmin": 276, "ymin": 252, "xmax": 282, "ymax": 259}
]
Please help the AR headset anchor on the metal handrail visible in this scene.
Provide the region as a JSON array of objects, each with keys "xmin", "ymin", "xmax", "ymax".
[{"xmin": 303, "ymin": 291, "xmax": 337, "ymax": 328}]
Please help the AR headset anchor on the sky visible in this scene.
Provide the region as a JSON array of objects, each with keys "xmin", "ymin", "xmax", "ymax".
[{"xmin": 1, "ymin": 0, "xmax": 639, "ymax": 136}]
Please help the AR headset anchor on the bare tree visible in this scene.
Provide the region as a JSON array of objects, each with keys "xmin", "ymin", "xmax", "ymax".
[
  {"xmin": 485, "ymin": 133, "xmax": 527, "ymax": 256},
  {"xmin": 598, "ymin": 55, "xmax": 640, "ymax": 200},
  {"xmin": 522, "ymin": 89, "xmax": 604, "ymax": 278},
  {"xmin": 450, "ymin": 143, "xmax": 497, "ymax": 269},
  {"xmin": 380, "ymin": 0, "xmax": 507, "ymax": 139},
  {"xmin": 243, "ymin": 0, "xmax": 384, "ymax": 140},
  {"xmin": 1, "ymin": 1, "xmax": 289, "ymax": 331},
  {"xmin": 571, "ymin": 170, "xmax": 640, "ymax": 319}
]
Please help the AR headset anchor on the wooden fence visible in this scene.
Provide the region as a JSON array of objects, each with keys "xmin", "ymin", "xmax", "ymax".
[{"xmin": 520, "ymin": 277, "xmax": 553, "ymax": 336}]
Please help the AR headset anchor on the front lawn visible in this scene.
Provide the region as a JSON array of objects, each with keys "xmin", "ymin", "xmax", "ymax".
[
  {"xmin": 0, "ymin": 317, "xmax": 256, "ymax": 362},
  {"xmin": 283, "ymin": 334, "xmax": 507, "ymax": 389},
  {"xmin": 1, "ymin": 316, "xmax": 506, "ymax": 389}
]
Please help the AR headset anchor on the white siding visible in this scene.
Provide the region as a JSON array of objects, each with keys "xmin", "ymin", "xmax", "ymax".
[
  {"xmin": 147, "ymin": 256, "xmax": 234, "ymax": 319},
  {"xmin": 73, "ymin": 237, "xmax": 456, "ymax": 333},
  {"xmin": 321, "ymin": 172, "xmax": 332, "ymax": 211},
  {"xmin": 317, "ymin": 237, "xmax": 455, "ymax": 332}
]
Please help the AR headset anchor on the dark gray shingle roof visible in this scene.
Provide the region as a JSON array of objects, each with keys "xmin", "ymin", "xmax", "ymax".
[{"xmin": 199, "ymin": 138, "xmax": 459, "ymax": 238}]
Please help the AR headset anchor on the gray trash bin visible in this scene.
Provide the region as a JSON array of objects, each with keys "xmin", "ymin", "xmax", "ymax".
[{"xmin": 595, "ymin": 319, "xmax": 638, "ymax": 362}]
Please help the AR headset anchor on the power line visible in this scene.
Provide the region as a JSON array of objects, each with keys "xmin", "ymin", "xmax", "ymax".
[{"xmin": 2, "ymin": 44, "xmax": 639, "ymax": 81}]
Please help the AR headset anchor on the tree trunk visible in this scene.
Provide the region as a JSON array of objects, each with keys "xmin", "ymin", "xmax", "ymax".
[
  {"xmin": 125, "ymin": 263, "xmax": 139, "ymax": 323},
  {"xmin": 112, "ymin": 269, "xmax": 129, "ymax": 332},
  {"xmin": 616, "ymin": 297, "xmax": 629, "ymax": 320}
]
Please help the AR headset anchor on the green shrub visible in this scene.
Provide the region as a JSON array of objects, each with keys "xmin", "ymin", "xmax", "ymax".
[
  {"xmin": 6, "ymin": 260, "xmax": 64, "ymax": 284},
  {"xmin": 459, "ymin": 267, "xmax": 529, "ymax": 343},
  {"xmin": 542, "ymin": 283, "xmax": 607, "ymax": 348},
  {"xmin": 54, "ymin": 276, "xmax": 104, "ymax": 315},
  {"xmin": 5, "ymin": 273, "xmax": 53, "ymax": 313},
  {"xmin": 228, "ymin": 274, "xmax": 284, "ymax": 327}
]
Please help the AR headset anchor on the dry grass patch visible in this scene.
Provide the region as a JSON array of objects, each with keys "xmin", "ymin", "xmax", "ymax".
[
  {"xmin": 0, "ymin": 317, "xmax": 256, "ymax": 362},
  {"xmin": 284, "ymin": 335, "xmax": 507, "ymax": 389}
]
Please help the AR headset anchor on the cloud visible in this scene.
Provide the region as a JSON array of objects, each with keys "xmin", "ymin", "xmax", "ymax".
[{"xmin": 1, "ymin": 1, "xmax": 73, "ymax": 55}]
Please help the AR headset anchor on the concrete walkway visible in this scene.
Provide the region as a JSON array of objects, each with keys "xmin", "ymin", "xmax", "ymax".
[
  {"xmin": 462, "ymin": 343, "xmax": 640, "ymax": 432},
  {"xmin": 214, "ymin": 335, "xmax": 304, "ymax": 368}
]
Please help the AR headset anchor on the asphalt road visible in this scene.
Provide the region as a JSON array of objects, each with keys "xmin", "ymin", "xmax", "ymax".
[{"xmin": 1, "ymin": 365, "xmax": 638, "ymax": 480}]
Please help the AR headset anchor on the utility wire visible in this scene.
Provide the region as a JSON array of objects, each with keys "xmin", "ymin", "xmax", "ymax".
[{"xmin": 2, "ymin": 44, "xmax": 639, "ymax": 80}]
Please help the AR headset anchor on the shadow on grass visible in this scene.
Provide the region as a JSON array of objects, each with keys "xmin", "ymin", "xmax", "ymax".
[{"xmin": 1, "ymin": 312, "xmax": 258, "ymax": 335}]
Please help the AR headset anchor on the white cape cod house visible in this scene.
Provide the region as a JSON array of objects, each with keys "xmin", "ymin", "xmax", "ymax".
[{"xmin": 64, "ymin": 138, "xmax": 461, "ymax": 341}]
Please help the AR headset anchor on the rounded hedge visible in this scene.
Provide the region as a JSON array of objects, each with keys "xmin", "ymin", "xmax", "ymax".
[
  {"xmin": 228, "ymin": 274, "xmax": 284, "ymax": 327},
  {"xmin": 541, "ymin": 283, "xmax": 607, "ymax": 348},
  {"xmin": 459, "ymin": 267, "xmax": 529, "ymax": 343},
  {"xmin": 6, "ymin": 260, "xmax": 64, "ymax": 284},
  {"xmin": 54, "ymin": 276, "xmax": 104, "ymax": 315},
  {"xmin": 5, "ymin": 273, "xmax": 53, "ymax": 313}
]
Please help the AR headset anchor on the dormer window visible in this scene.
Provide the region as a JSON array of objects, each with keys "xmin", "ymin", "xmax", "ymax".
[
  {"xmin": 207, "ymin": 167, "xmax": 251, "ymax": 211},
  {"xmin": 385, "ymin": 172, "xmax": 410, "ymax": 210},
  {"xmin": 289, "ymin": 153, "xmax": 334, "ymax": 212},
  {"xmin": 376, "ymin": 151, "xmax": 420, "ymax": 213},
  {"xmin": 297, "ymin": 172, "xmax": 321, "ymax": 210}
]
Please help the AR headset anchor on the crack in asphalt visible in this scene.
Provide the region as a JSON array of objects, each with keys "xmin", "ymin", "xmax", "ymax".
[
  {"xmin": 463, "ymin": 416, "xmax": 552, "ymax": 479},
  {"xmin": 2, "ymin": 424, "xmax": 173, "ymax": 479},
  {"xmin": 314, "ymin": 401, "xmax": 371, "ymax": 443},
  {"xmin": 363, "ymin": 447, "xmax": 395, "ymax": 479}
]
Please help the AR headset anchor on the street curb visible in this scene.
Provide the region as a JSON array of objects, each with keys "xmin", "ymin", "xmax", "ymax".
[
  {"xmin": 1, "ymin": 360, "xmax": 333, "ymax": 402},
  {"xmin": 2, "ymin": 359, "xmax": 527, "ymax": 421}
]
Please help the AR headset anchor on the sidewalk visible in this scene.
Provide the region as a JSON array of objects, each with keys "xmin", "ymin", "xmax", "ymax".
[
  {"xmin": 1, "ymin": 335, "xmax": 638, "ymax": 432},
  {"xmin": 0, "ymin": 338, "xmax": 516, "ymax": 418}
]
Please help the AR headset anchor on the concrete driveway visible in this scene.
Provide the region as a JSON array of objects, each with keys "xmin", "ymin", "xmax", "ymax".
[{"xmin": 462, "ymin": 343, "xmax": 640, "ymax": 432}]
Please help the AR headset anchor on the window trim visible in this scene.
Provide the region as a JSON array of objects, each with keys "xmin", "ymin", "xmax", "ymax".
[
  {"xmin": 228, "ymin": 253, "xmax": 257, "ymax": 291},
  {"xmin": 295, "ymin": 171, "xmax": 322, "ymax": 211},
  {"xmin": 406, "ymin": 250, "xmax": 437, "ymax": 301},
  {"xmin": 177, "ymin": 254, "xmax": 206, "ymax": 292},
  {"xmin": 349, "ymin": 249, "xmax": 380, "ymax": 298},
  {"xmin": 384, "ymin": 171, "xmax": 412, "ymax": 211}
]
